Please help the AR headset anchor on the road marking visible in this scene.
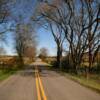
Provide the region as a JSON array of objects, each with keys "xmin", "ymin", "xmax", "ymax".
[
  {"xmin": 35, "ymin": 67, "xmax": 47, "ymax": 100},
  {"xmin": 35, "ymin": 69, "xmax": 41, "ymax": 100},
  {"xmin": 37, "ymin": 70, "xmax": 47, "ymax": 100}
]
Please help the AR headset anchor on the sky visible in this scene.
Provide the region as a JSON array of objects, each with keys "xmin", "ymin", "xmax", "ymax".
[
  {"xmin": 0, "ymin": 0, "xmax": 58, "ymax": 56},
  {"xmin": 37, "ymin": 28, "xmax": 57, "ymax": 56},
  {"xmin": 1, "ymin": 30, "xmax": 57, "ymax": 56},
  {"xmin": 0, "ymin": 0, "xmax": 72, "ymax": 56},
  {"xmin": 3, "ymin": 27, "xmax": 57, "ymax": 56}
]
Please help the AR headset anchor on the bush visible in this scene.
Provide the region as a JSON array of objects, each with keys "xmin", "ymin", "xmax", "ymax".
[
  {"xmin": 96, "ymin": 63, "xmax": 100, "ymax": 73},
  {"xmin": 61, "ymin": 57, "xmax": 72, "ymax": 72}
]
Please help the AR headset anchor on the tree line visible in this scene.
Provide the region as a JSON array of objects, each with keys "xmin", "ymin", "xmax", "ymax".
[
  {"xmin": 33, "ymin": 0, "xmax": 100, "ymax": 74},
  {"xmin": 0, "ymin": 0, "xmax": 37, "ymax": 67},
  {"xmin": 0, "ymin": 0, "xmax": 100, "ymax": 73}
]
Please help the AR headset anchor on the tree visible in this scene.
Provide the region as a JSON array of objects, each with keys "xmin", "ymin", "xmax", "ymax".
[
  {"xmin": 33, "ymin": 0, "xmax": 65, "ymax": 68},
  {"xmin": 0, "ymin": 0, "xmax": 14, "ymax": 44},
  {"xmin": 24, "ymin": 46, "xmax": 37, "ymax": 61},
  {"xmin": 14, "ymin": 23, "xmax": 37, "ymax": 67},
  {"xmin": 0, "ymin": 47, "xmax": 6, "ymax": 55},
  {"xmin": 62, "ymin": 0, "xmax": 100, "ymax": 73},
  {"xmin": 35, "ymin": 0, "xmax": 100, "ymax": 74},
  {"xmin": 39, "ymin": 47, "xmax": 48, "ymax": 61},
  {"xmin": 49, "ymin": 23, "xmax": 65, "ymax": 68},
  {"xmin": 0, "ymin": 0, "xmax": 10, "ymax": 24}
]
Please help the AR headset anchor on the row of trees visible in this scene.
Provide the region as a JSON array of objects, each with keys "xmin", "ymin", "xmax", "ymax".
[
  {"xmin": 14, "ymin": 23, "xmax": 37, "ymax": 66},
  {"xmin": 0, "ymin": 0, "xmax": 10, "ymax": 41},
  {"xmin": 0, "ymin": 0, "xmax": 37, "ymax": 67},
  {"xmin": 33, "ymin": 0, "xmax": 100, "ymax": 74},
  {"xmin": 0, "ymin": 0, "xmax": 99, "ymax": 71},
  {"xmin": 38, "ymin": 47, "xmax": 48, "ymax": 61},
  {"xmin": 0, "ymin": 0, "xmax": 12, "ymax": 57},
  {"xmin": 0, "ymin": 0, "xmax": 10, "ymax": 25}
]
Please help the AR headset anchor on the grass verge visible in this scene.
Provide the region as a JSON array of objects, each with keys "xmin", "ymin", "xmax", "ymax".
[
  {"xmin": 49, "ymin": 67, "xmax": 100, "ymax": 94},
  {"xmin": 0, "ymin": 69, "xmax": 17, "ymax": 82},
  {"xmin": 60, "ymin": 71, "xmax": 100, "ymax": 93}
]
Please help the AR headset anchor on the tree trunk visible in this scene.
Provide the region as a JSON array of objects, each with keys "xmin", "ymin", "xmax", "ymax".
[
  {"xmin": 88, "ymin": 29, "xmax": 92, "ymax": 73},
  {"xmin": 56, "ymin": 46, "xmax": 62, "ymax": 69},
  {"xmin": 73, "ymin": 63, "xmax": 79, "ymax": 75},
  {"xmin": 18, "ymin": 54, "xmax": 24, "ymax": 68}
]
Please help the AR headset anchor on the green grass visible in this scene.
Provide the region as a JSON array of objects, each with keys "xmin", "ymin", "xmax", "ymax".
[
  {"xmin": 53, "ymin": 66, "xmax": 100, "ymax": 93},
  {"xmin": 64, "ymin": 73, "xmax": 100, "ymax": 93},
  {"xmin": 0, "ymin": 69, "xmax": 16, "ymax": 81}
]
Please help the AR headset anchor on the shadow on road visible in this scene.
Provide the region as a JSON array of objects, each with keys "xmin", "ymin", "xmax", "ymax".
[{"xmin": 17, "ymin": 65, "xmax": 60, "ymax": 78}]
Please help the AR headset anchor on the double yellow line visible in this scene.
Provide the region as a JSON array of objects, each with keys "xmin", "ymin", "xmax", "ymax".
[{"xmin": 35, "ymin": 67, "xmax": 47, "ymax": 100}]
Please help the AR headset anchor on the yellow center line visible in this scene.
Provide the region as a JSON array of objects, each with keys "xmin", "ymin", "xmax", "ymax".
[
  {"xmin": 35, "ymin": 66, "xmax": 47, "ymax": 100},
  {"xmin": 35, "ymin": 69, "xmax": 41, "ymax": 100},
  {"xmin": 37, "ymin": 70, "xmax": 47, "ymax": 100}
]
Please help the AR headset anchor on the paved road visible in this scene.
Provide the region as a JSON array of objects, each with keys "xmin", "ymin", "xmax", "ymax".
[
  {"xmin": 40, "ymin": 69, "xmax": 100, "ymax": 100},
  {"xmin": 0, "ymin": 62, "xmax": 100, "ymax": 100},
  {"xmin": 0, "ymin": 69, "xmax": 37, "ymax": 100}
]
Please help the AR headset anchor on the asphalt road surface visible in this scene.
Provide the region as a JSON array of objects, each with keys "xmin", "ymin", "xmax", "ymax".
[
  {"xmin": 0, "ymin": 61, "xmax": 100, "ymax": 100},
  {"xmin": 0, "ymin": 69, "xmax": 37, "ymax": 100}
]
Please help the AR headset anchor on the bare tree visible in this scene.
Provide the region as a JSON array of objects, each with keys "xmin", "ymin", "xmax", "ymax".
[
  {"xmin": 62, "ymin": 0, "xmax": 100, "ymax": 73},
  {"xmin": 0, "ymin": 0, "xmax": 14, "ymax": 43},
  {"xmin": 0, "ymin": 47, "xmax": 6, "ymax": 55},
  {"xmin": 14, "ymin": 23, "xmax": 37, "ymax": 67},
  {"xmin": 34, "ymin": 0, "xmax": 100, "ymax": 74},
  {"xmin": 23, "ymin": 24, "xmax": 37, "ymax": 61},
  {"xmin": 0, "ymin": 0, "xmax": 10, "ymax": 24},
  {"xmin": 24, "ymin": 46, "xmax": 37, "ymax": 61},
  {"xmin": 33, "ymin": 0, "xmax": 65, "ymax": 68},
  {"xmin": 39, "ymin": 47, "xmax": 48, "ymax": 61},
  {"xmin": 49, "ymin": 23, "xmax": 65, "ymax": 68}
]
